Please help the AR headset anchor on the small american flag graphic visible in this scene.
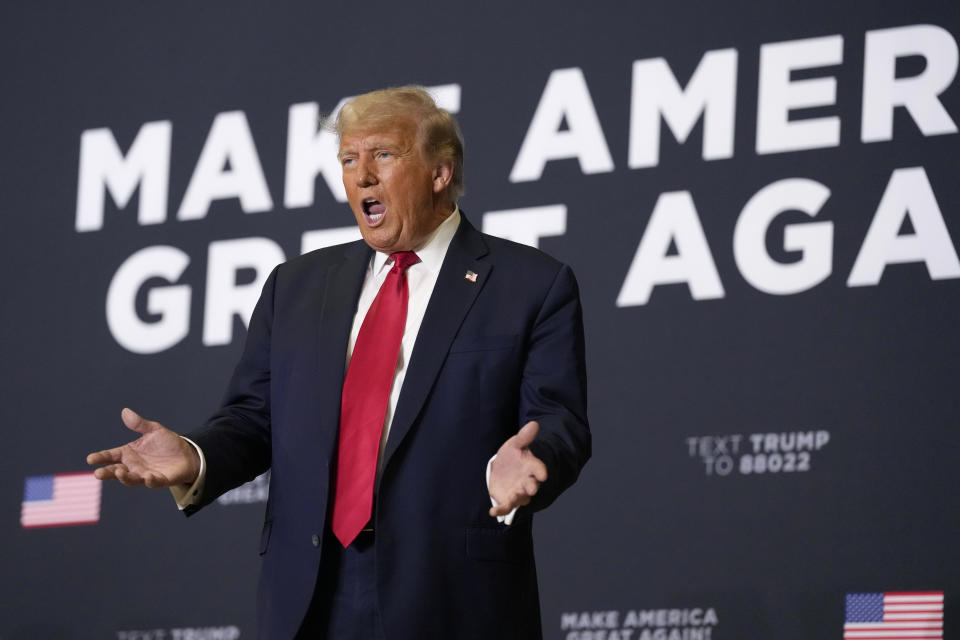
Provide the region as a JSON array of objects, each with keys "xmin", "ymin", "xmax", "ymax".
[
  {"xmin": 464, "ymin": 270, "xmax": 478, "ymax": 283},
  {"xmin": 21, "ymin": 472, "xmax": 102, "ymax": 528},
  {"xmin": 844, "ymin": 591, "xmax": 943, "ymax": 639}
]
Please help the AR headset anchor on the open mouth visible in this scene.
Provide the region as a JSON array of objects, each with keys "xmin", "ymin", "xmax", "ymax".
[{"xmin": 362, "ymin": 198, "xmax": 387, "ymax": 225}]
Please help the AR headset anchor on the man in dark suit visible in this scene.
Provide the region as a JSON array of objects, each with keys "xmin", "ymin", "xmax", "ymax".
[{"xmin": 88, "ymin": 86, "xmax": 590, "ymax": 639}]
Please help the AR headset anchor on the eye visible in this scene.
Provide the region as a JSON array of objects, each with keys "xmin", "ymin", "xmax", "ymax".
[
  {"xmin": 340, "ymin": 156, "xmax": 355, "ymax": 167},
  {"xmin": 376, "ymin": 151, "xmax": 392, "ymax": 159}
]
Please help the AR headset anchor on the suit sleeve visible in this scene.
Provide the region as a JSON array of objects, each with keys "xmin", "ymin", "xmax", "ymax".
[
  {"xmin": 521, "ymin": 263, "xmax": 591, "ymax": 513},
  {"xmin": 182, "ymin": 266, "xmax": 278, "ymax": 513}
]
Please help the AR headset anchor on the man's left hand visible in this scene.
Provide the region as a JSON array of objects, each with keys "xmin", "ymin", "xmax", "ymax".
[{"xmin": 488, "ymin": 421, "xmax": 548, "ymax": 517}]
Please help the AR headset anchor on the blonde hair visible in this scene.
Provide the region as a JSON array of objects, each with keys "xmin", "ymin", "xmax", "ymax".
[{"xmin": 332, "ymin": 86, "xmax": 465, "ymax": 201}]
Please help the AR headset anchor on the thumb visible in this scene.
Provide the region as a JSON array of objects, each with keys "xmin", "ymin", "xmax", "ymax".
[
  {"xmin": 512, "ymin": 420, "xmax": 539, "ymax": 449},
  {"xmin": 121, "ymin": 407, "xmax": 153, "ymax": 435}
]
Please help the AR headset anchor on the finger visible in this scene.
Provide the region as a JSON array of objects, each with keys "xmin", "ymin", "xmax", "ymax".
[
  {"xmin": 511, "ymin": 421, "xmax": 540, "ymax": 449},
  {"xmin": 121, "ymin": 407, "xmax": 154, "ymax": 436},
  {"xmin": 510, "ymin": 491, "xmax": 532, "ymax": 508},
  {"xmin": 521, "ymin": 477, "xmax": 540, "ymax": 496},
  {"xmin": 530, "ymin": 458, "xmax": 548, "ymax": 483},
  {"xmin": 86, "ymin": 448, "xmax": 123, "ymax": 465},
  {"xmin": 488, "ymin": 490, "xmax": 518, "ymax": 516},
  {"xmin": 93, "ymin": 464, "xmax": 125, "ymax": 481},
  {"xmin": 495, "ymin": 490, "xmax": 532, "ymax": 514},
  {"xmin": 143, "ymin": 472, "xmax": 169, "ymax": 489},
  {"xmin": 114, "ymin": 467, "xmax": 144, "ymax": 487}
]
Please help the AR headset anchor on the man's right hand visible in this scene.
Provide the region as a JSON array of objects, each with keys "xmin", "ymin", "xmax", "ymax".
[{"xmin": 86, "ymin": 408, "xmax": 201, "ymax": 488}]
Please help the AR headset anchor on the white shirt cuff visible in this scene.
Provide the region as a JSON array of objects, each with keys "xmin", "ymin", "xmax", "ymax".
[
  {"xmin": 485, "ymin": 455, "xmax": 517, "ymax": 525},
  {"xmin": 169, "ymin": 436, "xmax": 206, "ymax": 510}
]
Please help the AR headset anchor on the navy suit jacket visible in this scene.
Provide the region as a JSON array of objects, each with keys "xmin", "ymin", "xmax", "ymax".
[{"xmin": 186, "ymin": 215, "xmax": 591, "ymax": 639}]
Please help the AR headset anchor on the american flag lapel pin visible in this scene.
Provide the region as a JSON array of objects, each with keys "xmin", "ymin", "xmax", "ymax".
[{"xmin": 464, "ymin": 270, "xmax": 478, "ymax": 283}]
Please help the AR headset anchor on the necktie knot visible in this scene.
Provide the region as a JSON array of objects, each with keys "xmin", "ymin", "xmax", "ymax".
[{"xmin": 390, "ymin": 251, "xmax": 420, "ymax": 273}]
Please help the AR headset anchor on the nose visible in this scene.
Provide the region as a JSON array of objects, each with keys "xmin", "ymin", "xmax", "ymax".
[{"xmin": 355, "ymin": 156, "xmax": 378, "ymax": 188}]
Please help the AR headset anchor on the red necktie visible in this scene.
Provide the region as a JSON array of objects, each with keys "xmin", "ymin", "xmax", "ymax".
[{"xmin": 332, "ymin": 251, "xmax": 420, "ymax": 547}]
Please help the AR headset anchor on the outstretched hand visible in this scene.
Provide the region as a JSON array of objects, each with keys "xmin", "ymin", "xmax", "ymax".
[
  {"xmin": 488, "ymin": 421, "xmax": 548, "ymax": 517},
  {"xmin": 86, "ymin": 408, "xmax": 200, "ymax": 488}
]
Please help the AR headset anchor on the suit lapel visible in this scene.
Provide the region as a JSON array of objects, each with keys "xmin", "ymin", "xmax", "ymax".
[
  {"xmin": 382, "ymin": 216, "xmax": 491, "ymax": 469},
  {"xmin": 315, "ymin": 241, "xmax": 372, "ymax": 443}
]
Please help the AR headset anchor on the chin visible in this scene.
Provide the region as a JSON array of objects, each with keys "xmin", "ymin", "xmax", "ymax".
[{"xmin": 361, "ymin": 233, "xmax": 396, "ymax": 253}]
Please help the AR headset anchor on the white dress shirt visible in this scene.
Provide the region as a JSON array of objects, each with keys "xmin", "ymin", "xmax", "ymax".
[
  {"xmin": 173, "ymin": 208, "xmax": 515, "ymax": 523},
  {"xmin": 349, "ymin": 208, "xmax": 461, "ymax": 472}
]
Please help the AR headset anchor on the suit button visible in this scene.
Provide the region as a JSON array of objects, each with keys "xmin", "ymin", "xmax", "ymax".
[{"xmin": 311, "ymin": 534, "xmax": 320, "ymax": 547}]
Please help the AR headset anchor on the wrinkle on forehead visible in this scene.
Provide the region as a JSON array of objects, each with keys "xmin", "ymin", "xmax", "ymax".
[{"xmin": 338, "ymin": 122, "xmax": 421, "ymax": 159}]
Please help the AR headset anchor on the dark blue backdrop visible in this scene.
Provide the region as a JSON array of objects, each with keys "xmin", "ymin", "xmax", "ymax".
[{"xmin": 2, "ymin": 2, "xmax": 958, "ymax": 638}]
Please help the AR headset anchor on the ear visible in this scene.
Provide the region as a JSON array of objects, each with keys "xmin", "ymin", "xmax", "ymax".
[{"xmin": 432, "ymin": 160, "xmax": 454, "ymax": 194}]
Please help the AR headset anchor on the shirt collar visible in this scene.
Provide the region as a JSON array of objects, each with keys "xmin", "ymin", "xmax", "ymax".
[{"xmin": 371, "ymin": 207, "xmax": 461, "ymax": 275}]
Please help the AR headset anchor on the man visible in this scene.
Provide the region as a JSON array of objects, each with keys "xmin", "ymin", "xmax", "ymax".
[{"xmin": 88, "ymin": 86, "xmax": 590, "ymax": 639}]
